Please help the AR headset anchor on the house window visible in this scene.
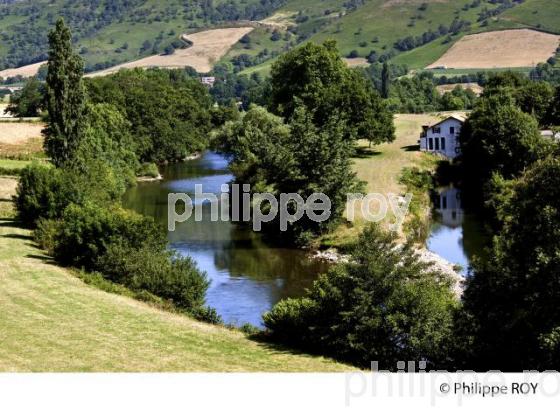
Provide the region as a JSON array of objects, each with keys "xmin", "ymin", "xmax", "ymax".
[
  {"xmin": 442, "ymin": 196, "xmax": 447, "ymax": 209},
  {"xmin": 428, "ymin": 138, "xmax": 433, "ymax": 150},
  {"xmin": 435, "ymin": 138, "xmax": 440, "ymax": 150},
  {"xmin": 441, "ymin": 137, "xmax": 446, "ymax": 150},
  {"xmin": 433, "ymin": 127, "xmax": 441, "ymax": 134},
  {"xmin": 450, "ymin": 126, "xmax": 455, "ymax": 134}
]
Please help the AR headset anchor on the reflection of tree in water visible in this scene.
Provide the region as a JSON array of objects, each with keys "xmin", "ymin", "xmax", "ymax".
[
  {"xmin": 213, "ymin": 225, "xmax": 330, "ymax": 300},
  {"xmin": 461, "ymin": 212, "xmax": 491, "ymax": 271},
  {"xmin": 123, "ymin": 151, "xmax": 332, "ymax": 317}
]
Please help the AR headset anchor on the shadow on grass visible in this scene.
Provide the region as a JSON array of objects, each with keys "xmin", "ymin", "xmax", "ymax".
[
  {"xmin": 0, "ymin": 218, "xmax": 21, "ymax": 228},
  {"xmin": 246, "ymin": 332, "xmax": 356, "ymax": 368},
  {"xmin": 353, "ymin": 147, "xmax": 382, "ymax": 159},
  {"xmin": 401, "ymin": 144, "xmax": 420, "ymax": 152},
  {"xmin": 26, "ymin": 253, "xmax": 54, "ymax": 262},
  {"xmin": 2, "ymin": 232, "xmax": 32, "ymax": 240}
]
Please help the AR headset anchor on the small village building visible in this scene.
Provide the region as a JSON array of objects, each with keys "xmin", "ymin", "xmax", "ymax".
[
  {"xmin": 420, "ymin": 114, "xmax": 466, "ymax": 159},
  {"xmin": 200, "ymin": 76, "xmax": 216, "ymax": 87}
]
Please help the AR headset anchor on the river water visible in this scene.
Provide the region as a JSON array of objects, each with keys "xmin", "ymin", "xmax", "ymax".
[
  {"xmin": 123, "ymin": 152, "xmax": 486, "ymax": 326},
  {"xmin": 426, "ymin": 186, "xmax": 488, "ymax": 275},
  {"xmin": 122, "ymin": 152, "xmax": 330, "ymax": 327}
]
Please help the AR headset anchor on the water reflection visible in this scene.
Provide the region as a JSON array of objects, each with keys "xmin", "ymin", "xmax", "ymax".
[
  {"xmin": 427, "ymin": 186, "xmax": 486, "ymax": 274},
  {"xmin": 122, "ymin": 151, "xmax": 329, "ymax": 327}
]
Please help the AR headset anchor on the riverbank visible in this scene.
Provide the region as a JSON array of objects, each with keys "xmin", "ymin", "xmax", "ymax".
[
  {"xmin": 321, "ymin": 113, "xmax": 443, "ymax": 248},
  {"xmin": 0, "ymin": 177, "xmax": 353, "ymax": 371}
]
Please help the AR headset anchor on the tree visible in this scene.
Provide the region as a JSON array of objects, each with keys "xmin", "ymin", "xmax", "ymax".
[
  {"xmin": 43, "ymin": 18, "xmax": 86, "ymax": 167},
  {"xmin": 264, "ymin": 224, "xmax": 457, "ymax": 369},
  {"xmin": 269, "ymin": 41, "xmax": 394, "ymax": 144},
  {"xmin": 545, "ymin": 85, "xmax": 560, "ymax": 126},
  {"xmin": 86, "ymin": 68, "xmax": 212, "ymax": 163},
  {"xmin": 458, "ymin": 155, "xmax": 560, "ymax": 370},
  {"xmin": 460, "ymin": 92, "xmax": 553, "ymax": 197},
  {"xmin": 514, "ymin": 81, "xmax": 554, "ymax": 126},
  {"xmin": 216, "ymin": 104, "xmax": 362, "ymax": 243},
  {"xmin": 72, "ymin": 102, "xmax": 138, "ymax": 189},
  {"xmin": 4, "ymin": 77, "xmax": 43, "ymax": 117},
  {"xmin": 381, "ymin": 61, "xmax": 390, "ymax": 98}
]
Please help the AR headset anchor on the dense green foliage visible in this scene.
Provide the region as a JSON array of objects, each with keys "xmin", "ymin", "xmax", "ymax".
[
  {"xmin": 381, "ymin": 70, "xmax": 478, "ymax": 113},
  {"xmin": 4, "ymin": 77, "xmax": 44, "ymax": 117},
  {"xmin": 43, "ymin": 19, "xmax": 86, "ymax": 167},
  {"xmin": 461, "ymin": 93, "xmax": 550, "ymax": 187},
  {"xmin": 457, "ymin": 155, "xmax": 560, "ymax": 370},
  {"xmin": 34, "ymin": 202, "xmax": 211, "ymax": 314},
  {"xmin": 15, "ymin": 162, "xmax": 125, "ymax": 227},
  {"xmin": 218, "ymin": 105, "xmax": 361, "ymax": 243},
  {"xmin": 73, "ymin": 102, "xmax": 138, "ymax": 187},
  {"xmin": 459, "ymin": 75, "xmax": 558, "ymax": 201},
  {"xmin": 269, "ymin": 41, "xmax": 394, "ymax": 144},
  {"xmin": 264, "ymin": 224, "xmax": 457, "ymax": 369},
  {"xmin": 86, "ymin": 68, "xmax": 212, "ymax": 163}
]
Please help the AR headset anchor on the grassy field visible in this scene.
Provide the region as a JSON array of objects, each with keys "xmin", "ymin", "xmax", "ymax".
[
  {"xmin": 426, "ymin": 29, "xmax": 560, "ymax": 69},
  {"xmin": 321, "ymin": 113, "xmax": 441, "ymax": 248},
  {"xmin": 0, "ymin": 177, "xmax": 353, "ymax": 372}
]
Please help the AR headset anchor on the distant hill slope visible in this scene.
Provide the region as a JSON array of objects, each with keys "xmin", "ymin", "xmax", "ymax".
[
  {"xmin": 229, "ymin": 0, "xmax": 560, "ymax": 73},
  {"xmin": 0, "ymin": 0, "xmax": 283, "ymax": 72},
  {"xmin": 0, "ymin": 0, "xmax": 559, "ymax": 76}
]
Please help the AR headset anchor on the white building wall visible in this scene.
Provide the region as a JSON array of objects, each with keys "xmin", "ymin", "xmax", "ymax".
[{"xmin": 420, "ymin": 118, "xmax": 463, "ymax": 159}]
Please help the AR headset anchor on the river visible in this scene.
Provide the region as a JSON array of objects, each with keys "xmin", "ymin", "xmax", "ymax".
[
  {"xmin": 123, "ymin": 152, "xmax": 486, "ymax": 327},
  {"xmin": 426, "ymin": 186, "xmax": 488, "ymax": 275},
  {"xmin": 122, "ymin": 152, "xmax": 330, "ymax": 327}
]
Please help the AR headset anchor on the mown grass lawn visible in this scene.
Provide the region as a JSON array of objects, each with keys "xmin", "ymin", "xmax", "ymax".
[
  {"xmin": 0, "ymin": 178, "xmax": 354, "ymax": 372},
  {"xmin": 321, "ymin": 113, "xmax": 442, "ymax": 248}
]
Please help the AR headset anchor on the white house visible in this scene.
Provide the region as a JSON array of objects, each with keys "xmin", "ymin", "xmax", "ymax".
[{"xmin": 419, "ymin": 114, "xmax": 466, "ymax": 159}]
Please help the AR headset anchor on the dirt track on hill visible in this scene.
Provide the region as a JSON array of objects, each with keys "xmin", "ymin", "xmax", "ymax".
[{"xmin": 86, "ymin": 27, "xmax": 254, "ymax": 76}]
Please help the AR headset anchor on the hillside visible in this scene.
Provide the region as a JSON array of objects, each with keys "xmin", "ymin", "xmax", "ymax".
[
  {"xmin": 230, "ymin": 0, "xmax": 560, "ymax": 73},
  {"xmin": 0, "ymin": 0, "xmax": 559, "ymax": 77},
  {"xmin": 0, "ymin": 0, "xmax": 282, "ymax": 72}
]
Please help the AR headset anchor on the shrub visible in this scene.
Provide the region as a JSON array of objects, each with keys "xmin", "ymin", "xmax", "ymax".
[
  {"xmin": 15, "ymin": 161, "xmax": 127, "ymax": 226},
  {"xmin": 15, "ymin": 163, "xmax": 63, "ymax": 226},
  {"xmin": 264, "ymin": 224, "xmax": 457, "ymax": 369},
  {"xmin": 34, "ymin": 218, "xmax": 62, "ymax": 254},
  {"xmin": 51, "ymin": 202, "xmax": 166, "ymax": 269},
  {"xmin": 137, "ymin": 162, "xmax": 160, "ymax": 178},
  {"xmin": 97, "ymin": 244, "xmax": 209, "ymax": 311}
]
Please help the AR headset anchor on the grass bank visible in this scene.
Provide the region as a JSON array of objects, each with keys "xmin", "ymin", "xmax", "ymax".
[
  {"xmin": 321, "ymin": 113, "xmax": 443, "ymax": 248},
  {"xmin": 0, "ymin": 178, "xmax": 353, "ymax": 371}
]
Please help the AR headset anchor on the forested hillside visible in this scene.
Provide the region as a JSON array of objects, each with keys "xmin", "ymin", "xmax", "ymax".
[
  {"xmin": 0, "ymin": 0, "xmax": 284, "ymax": 71},
  {"xmin": 0, "ymin": 0, "xmax": 559, "ymax": 74}
]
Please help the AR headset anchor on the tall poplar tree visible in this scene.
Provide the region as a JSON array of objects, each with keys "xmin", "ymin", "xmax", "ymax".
[{"xmin": 43, "ymin": 18, "xmax": 85, "ymax": 167}]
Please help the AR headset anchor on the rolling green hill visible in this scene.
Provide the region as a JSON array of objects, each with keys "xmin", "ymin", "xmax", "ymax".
[
  {"xmin": 229, "ymin": 0, "xmax": 560, "ymax": 73},
  {"xmin": 0, "ymin": 0, "xmax": 285, "ymax": 72},
  {"xmin": 0, "ymin": 0, "xmax": 559, "ymax": 75}
]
